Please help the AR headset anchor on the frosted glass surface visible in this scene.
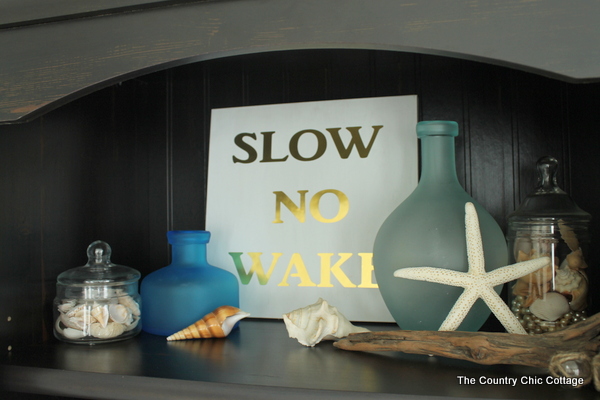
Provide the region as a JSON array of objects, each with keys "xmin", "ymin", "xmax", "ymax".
[
  {"xmin": 373, "ymin": 121, "xmax": 508, "ymax": 331},
  {"xmin": 141, "ymin": 231, "xmax": 239, "ymax": 336}
]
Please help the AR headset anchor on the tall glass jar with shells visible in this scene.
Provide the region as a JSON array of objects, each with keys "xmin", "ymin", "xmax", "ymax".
[{"xmin": 507, "ymin": 156, "xmax": 591, "ymax": 334}]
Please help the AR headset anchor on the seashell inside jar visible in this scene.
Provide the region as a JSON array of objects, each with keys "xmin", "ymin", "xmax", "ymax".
[
  {"xmin": 508, "ymin": 221, "xmax": 590, "ymax": 334},
  {"xmin": 506, "ymin": 156, "xmax": 592, "ymax": 335},
  {"xmin": 53, "ymin": 241, "xmax": 142, "ymax": 344}
]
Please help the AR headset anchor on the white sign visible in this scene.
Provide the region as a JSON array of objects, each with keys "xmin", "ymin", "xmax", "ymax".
[{"xmin": 206, "ymin": 96, "xmax": 417, "ymax": 321}]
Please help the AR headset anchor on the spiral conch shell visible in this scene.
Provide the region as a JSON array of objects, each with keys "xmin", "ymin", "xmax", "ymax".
[
  {"xmin": 283, "ymin": 298, "xmax": 370, "ymax": 347},
  {"xmin": 166, "ymin": 306, "xmax": 250, "ymax": 341}
]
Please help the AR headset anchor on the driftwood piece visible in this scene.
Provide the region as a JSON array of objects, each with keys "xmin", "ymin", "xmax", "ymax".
[{"xmin": 334, "ymin": 312, "xmax": 600, "ymax": 369}]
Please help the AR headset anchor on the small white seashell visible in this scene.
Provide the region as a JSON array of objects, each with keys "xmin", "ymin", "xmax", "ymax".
[
  {"xmin": 58, "ymin": 299, "xmax": 77, "ymax": 313},
  {"xmin": 530, "ymin": 292, "xmax": 571, "ymax": 322},
  {"xmin": 63, "ymin": 327, "xmax": 86, "ymax": 339},
  {"xmin": 89, "ymin": 322, "xmax": 125, "ymax": 339},
  {"xmin": 555, "ymin": 259, "xmax": 589, "ymax": 311},
  {"xmin": 60, "ymin": 312, "xmax": 85, "ymax": 330},
  {"xmin": 109, "ymin": 304, "xmax": 133, "ymax": 325},
  {"xmin": 283, "ymin": 298, "xmax": 369, "ymax": 347},
  {"xmin": 55, "ymin": 317, "xmax": 86, "ymax": 339},
  {"xmin": 118, "ymin": 295, "xmax": 141, "ymax": 316},
  {"xmin": 65, "ymin": 303, "xmax": 87, "ymax": 318},
  {"xmin": 555, "ymin": 259, "xmax": 583, "ymax": 293},
  {"xmin": 124, "ymin": 317, "xmax": 140, "ymax": 332},
  {"xmin": 91, "ymin": 305, "xmax": 110, "ymax": 328}
]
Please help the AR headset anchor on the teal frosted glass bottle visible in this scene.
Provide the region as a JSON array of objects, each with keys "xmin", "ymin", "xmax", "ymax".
[
  {"xmin": 373, "ymin": 121, "xmax": 508, "ymax": 331},
  {"xmin": 141, "ymin": 231, "xmax": 239, "ymax": 336}
]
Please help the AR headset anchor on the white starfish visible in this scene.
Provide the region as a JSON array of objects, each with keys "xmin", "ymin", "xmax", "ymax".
[{"xmin": 393, "ymin": 202, "xmax": 550, "ymax": 335}]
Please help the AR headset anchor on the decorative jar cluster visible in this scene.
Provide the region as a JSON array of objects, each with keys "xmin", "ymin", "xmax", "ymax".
[
  {"xmin": 53, "ymin": 241, "xmax": 141, "ymax": 344},
  {"xmin": 507, "ymin": 156, "xmax": 591, "ymax": 334}
]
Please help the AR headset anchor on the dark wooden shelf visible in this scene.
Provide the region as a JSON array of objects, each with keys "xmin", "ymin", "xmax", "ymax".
[
  {"xmin": 3, "ymin": 0, "xmax": 600, "ymax": 124},
  {"xmin": 2, "ymin": 319, "xmax": 599, "ymax": 399},
  {"xmin": 3, "ymin": 2, "xmax": 600, "ymax": 399}
]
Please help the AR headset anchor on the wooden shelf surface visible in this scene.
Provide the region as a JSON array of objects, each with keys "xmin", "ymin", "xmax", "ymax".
[{"xmin": 2, "ymin": 319, "xmax": 600, "ymax": 399}]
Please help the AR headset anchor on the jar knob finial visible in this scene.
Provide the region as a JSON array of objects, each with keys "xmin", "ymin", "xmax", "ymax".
[
  {"xmin": 86, "ymin": 240, "xmax": 112, "ymax": 265},
  {"xmin": 536, "ymin": 156, "xmax": 565, "ymax": 194}
]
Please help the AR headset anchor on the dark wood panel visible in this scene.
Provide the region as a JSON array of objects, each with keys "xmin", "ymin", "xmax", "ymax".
[
  {"xmin": 0, "ymin": 0, "xmax": 172, "ymax": 27},
  {"xmin": 104, "ymin": 73, "xmax": 172, "ymax": 268},
  {"xmin": 510, "ymin": 73, "xmax": 570, "ymax": 201},
  {"xmin": 462, "ymin": 63, "xmax": 515, "ymax": 230},
  {"xmin": 371, "ymin": 52, "xmax": 418, "ymax": 97},
  {"xmin": 565, "ymin": 82, "xmax": 600, "ymax": 313},
  {"xmin": 245, "ymin": 52, "xmax": 288, "ymax": 106},
  {"xmin": 0, "ymin": 120, "xmax": 45, "ymax": 350},
  {"xmin": 0, "ymin": 71, "xmax": 173, "ymax": 349},
  {"xmin": 417, "ymin": 55, "xmax": 470, "ymax": 190},
  {"xmin": 171, "ymin": 65, "xmax": 211, "ymax": 231}
]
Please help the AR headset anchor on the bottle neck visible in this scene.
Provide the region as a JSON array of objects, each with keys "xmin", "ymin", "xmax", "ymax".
[
  {"xmin": 418, "ymin": 135, "xmax": 461, "ymax": 185},
  {"xmin": 170, "ymin": 243, "xmax": 207, "ymax": 266}
]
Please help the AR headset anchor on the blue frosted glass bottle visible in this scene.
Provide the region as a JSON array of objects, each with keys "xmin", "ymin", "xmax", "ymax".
[
  {"xmin": 141, "ymin": 231, "xmax": 239, "ymax": 336},
  {"xmin": 373, "ymin": 121, "xmax": 508, "ymax": 331}
]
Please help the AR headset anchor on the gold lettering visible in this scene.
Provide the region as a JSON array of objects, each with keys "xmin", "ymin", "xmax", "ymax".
[
  {"xmin": 260, "ymin": 131, "xmax": 288, "ymax": 163},
  {"xmin": 232, "ymin": 133, "xmax": 258, "ymax": 163},
  {"xmin": 317, "ymin": 253, "xmax": 356, "ymax": 287},
  {"xmin": 326, "ymin": 125, "xmax": 382, "ymax": 159},
  {"xmin": 357, "ymin": 253, "xmax": 378, "ymax": 288},
  {"xmin": 229, "ymin": 252, "xmax": 281, "ymax": 285},
  {"xmin": 310, "ymin": 189, "xmax": 350, "ymax": 223},
  {"xmin": 273, "ymin": 190, "xmax": 308, "ymax": 223},
  {"xmin": 278, "ymin": 253, "xmax": 317, "ymax": 287},
  {"xmin": 289, "ymin": 129, "xmax": 327, "ymax": 161}
]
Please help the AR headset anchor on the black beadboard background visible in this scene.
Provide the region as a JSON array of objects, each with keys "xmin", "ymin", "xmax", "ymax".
[{"xmin": 1, "ymin": 49, "xmax": 599, "ymax": 347}]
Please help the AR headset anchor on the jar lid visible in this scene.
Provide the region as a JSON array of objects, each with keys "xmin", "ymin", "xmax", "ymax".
[
  {"xmin": 57, "ymin": 241, "xmax": 140, "ymax": 287},
  {"xmin": 509, "ymin": 156, "xmax": 591, "ymax": 221}
]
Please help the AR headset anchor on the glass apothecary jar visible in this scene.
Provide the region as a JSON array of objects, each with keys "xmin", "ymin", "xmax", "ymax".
[
  {"xmin": 507, "ymin": 156, "xmax": 591, "ymax": 334},
  {"xmin": 53, "ymin": 241, "xmax": 142, "ymax": 344}
]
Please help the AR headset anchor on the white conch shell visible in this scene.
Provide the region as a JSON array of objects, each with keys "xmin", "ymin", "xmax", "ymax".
[
  {"xmin": 166, "ymin": 306, "xmax": 250, "ymax": 341},
  {"xmin": 530, "ymin": 292, "xmax": 571, "ymax": 322},
  {"xmin": 283, "ymin": 298, "xmax": 369, "ymax": 347},
  {"xmin": 89, "ymin": 322, "xmax": 125, "ymax": 339}
]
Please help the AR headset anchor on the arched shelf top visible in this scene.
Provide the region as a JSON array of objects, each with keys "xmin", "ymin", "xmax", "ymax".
[{"xmin": 2, "ymin": 0, "xmax": 600, "ymax": 124}]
